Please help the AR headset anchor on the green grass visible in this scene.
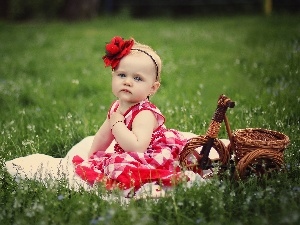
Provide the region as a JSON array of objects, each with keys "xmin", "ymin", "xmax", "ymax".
[{"xmin": 1, "ymin": 14, "xmax": 300, "ymax": 225}]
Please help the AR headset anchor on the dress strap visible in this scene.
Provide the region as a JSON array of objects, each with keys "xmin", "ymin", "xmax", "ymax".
[{"xmin": 126, "ymin": 100, "xmax": 165, "ymax": 130}]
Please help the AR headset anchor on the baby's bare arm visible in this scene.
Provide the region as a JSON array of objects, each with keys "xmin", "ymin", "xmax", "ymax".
[
  {"xmin": 88, "ymin": 118, "xmax": 114, "ymax": 157},
  {"xmin": 111, "ymin": 110, "xmax": 157, "ymax": 153}
]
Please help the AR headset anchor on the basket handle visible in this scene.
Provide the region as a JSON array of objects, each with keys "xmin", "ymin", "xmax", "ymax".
[
  {"xmin": 206, "ymin": 94, "xmax": 235, "ymax": 138},
  {"xmin": 199, "ymin": 94, "xmax": 235, "ymax": 169}
]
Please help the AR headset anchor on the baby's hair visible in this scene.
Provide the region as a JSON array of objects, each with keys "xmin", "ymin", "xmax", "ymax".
[{"xmin": 130, "ymin": 40, "xmax": 162, "ymax": 81}]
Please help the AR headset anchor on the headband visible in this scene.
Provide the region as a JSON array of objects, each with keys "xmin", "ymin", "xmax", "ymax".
[
  {"xmin": 131, "ymin": 48, "xmax": 159, "ymax": 80},
  {"xmin": 102, "ymin": 36, "xmax": 159, "ymax": 80}
]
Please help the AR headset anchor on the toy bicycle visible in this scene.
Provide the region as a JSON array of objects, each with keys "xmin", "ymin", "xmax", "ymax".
[{"xmin": 179, "ymin": 94, "xmax": 290, "ymax": 179}]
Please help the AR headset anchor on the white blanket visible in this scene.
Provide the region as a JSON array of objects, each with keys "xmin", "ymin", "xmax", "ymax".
[{"xmin": 5, "ymin": 132, "xmax": 227, "ymax": 198}]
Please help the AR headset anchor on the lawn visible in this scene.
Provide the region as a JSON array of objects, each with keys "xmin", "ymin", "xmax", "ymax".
[{"xmin": 0, "ymin": 14, "xmax": 299, "ymax": 225}]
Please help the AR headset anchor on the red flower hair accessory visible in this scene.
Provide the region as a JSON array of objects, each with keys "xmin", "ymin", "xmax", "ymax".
[{"xmin": 102, "ymin": 36, "xmax": 134, "ymax": 70}]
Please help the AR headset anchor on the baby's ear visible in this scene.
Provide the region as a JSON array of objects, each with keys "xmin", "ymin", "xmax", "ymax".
[{"xmin": 150, "ymin": 81, "xmax": 160, "ymax": 95}]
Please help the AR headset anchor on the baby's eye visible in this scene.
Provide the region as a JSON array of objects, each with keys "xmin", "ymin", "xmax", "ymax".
[
  {"xmin": 134, "ymin": 76, "xmax": 143, "ymax": 81},
  {"xmin": 118, "ymin": 73, "xmax": 126, "ymax": 78}
]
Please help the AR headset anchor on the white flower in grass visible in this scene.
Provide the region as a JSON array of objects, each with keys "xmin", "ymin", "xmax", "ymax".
[
  {"xmin": 14, "ymin": 177, "xmax": 21, "ymax": 183},
  {"xmin": 75, "ymin": 120, "xmax": 81, "ymax": 124},
  {"xmin": 66, "ymin": 112, "xmax": 72, "ymax": 119},
  {"xmin": 268, "ymin": 101, "xmax": 275, "ymax": 107},
  {"xmin": 32, "ymin": 201, "xmax": 44, "ymax": 212},
  {"xmin": 18, "ymin": 109, "xmax": 26, "ymax": 115},
  {"xmin": 27, "ymin": 124, "xmax": 36, "ymax": 132},
  {"xmin": 55, "ymin": 124, "xmax": 63, "ymax": 132},
  {"xmin": 72, "ymin": 79, "xmax": 79, "ymax": 85},
  {"xmin": 177, "ymin": 201, "xmax": 183, "ymax": 206},
  {"xmin": 196, "ymin": 218, "xmax": 203, "ymax": 224},
  {"xmin": 25, "ymin": 208, "xmax": 34, "ymax": 217},
  {"xmin": 13, "ymin": 198, "xmax": 21, "ymax": 209},
  {"xmin": 57, "ymin": 194, "xmax": 64, "ymax": 200},
  {"xmin": 22, "ymin": 139, "xmax": 34, "ymax": 147}
]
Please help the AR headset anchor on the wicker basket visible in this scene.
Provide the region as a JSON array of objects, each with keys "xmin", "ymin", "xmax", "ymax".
[
  {"xmin": 179, "ymin": 94, "xmax": 291, "ymax": 180},
  {"xmin": 179, "ymin": 135, "xmax": 229, "ymax": 175},
  {"xmin": 179, "ymin": 95, "xmax": 234, "ymax": 178},
  {"xmin": 231, "ymin": 128, "xmax": 290, "ymax": 179}
]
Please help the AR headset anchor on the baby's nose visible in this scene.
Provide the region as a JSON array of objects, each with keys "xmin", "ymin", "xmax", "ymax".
[{"xmin": 123, "ymin": 77, "xmax": 132, "ymax": 86}]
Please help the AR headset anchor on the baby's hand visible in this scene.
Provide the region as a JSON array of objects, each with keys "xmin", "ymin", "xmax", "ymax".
[{"xmin": 110, "ymin": 111, "xmax": 125, "ymax": 128}]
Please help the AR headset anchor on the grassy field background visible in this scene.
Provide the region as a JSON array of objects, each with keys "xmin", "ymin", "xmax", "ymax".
[{"xmin": 0, "ymin": 14, "xmax": 300, "ymax": 224}]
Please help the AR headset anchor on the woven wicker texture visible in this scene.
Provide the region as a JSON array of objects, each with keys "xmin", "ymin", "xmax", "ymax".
[
  {"xmin": 179, "ymin": 135, "xmax": 229, "ymax": 172},
  {"xmin": 232, "ymin": 128, "xmax": 290, "ymax": 179},
  {"xmin": 206, "ymin": 120, "xmax": 222, "ymax": 139},
  {"xmin": 232, "ymin": 128, "xmax": 290, "ymax": 162},
  {"xmin": 179, "ymin": 95, "xmax": 234, "ymax": 176},
  {"xmin": 235, "ymin": 149, "xmax": 285, "ymax": 179},
  {"xmin": 179, "ymin": 94, "xmax": 290, "ymax": 180}
]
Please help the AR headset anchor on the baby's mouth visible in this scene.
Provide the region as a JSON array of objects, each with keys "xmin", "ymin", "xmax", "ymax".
[{"xmin": 121, "ymin": 89, "xmax": 131, "ymax": 94}]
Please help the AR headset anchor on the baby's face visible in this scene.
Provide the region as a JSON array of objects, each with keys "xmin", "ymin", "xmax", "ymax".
[{"xmin": 111, "ymin": 53, "xmax": 159, "ymax": 104}]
